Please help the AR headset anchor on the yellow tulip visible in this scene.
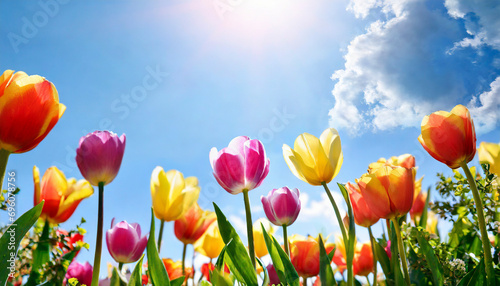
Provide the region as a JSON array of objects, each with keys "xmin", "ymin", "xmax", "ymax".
[
  {"xmin": 194, "ymin": 221, "xmax": 225, "ymax": 259},
  {"xmin": 478, "ymin": 142, "xmax": 500, "ymax": 176},
  {"xmin": 253, "ymin": 218, "xmax": 274, "ymax": 258},
  {"xmin": 150, "ymin": 167, "xmax": 200, "ymax": 221},
  {"xmin": 283, "ymin": 128, "xmax": 343, "ymax": 186}
]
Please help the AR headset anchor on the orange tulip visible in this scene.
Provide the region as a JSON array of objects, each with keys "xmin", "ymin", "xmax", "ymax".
[
  {"xmin": 0, "ymin": 70, "xmax": 65, "ymax": 153},
  {"xmin": 162, "ymin": 258, "xmax": 193, "ymax": 281},
  {"xmin": 332, "ymin": 238, "xmax": 373, "ymax": 277},
  {"xmin": 33, "ymin": 166, "xmax": 93, "ymax": 224},
  {"xmin": 353, "ymin": 242, "xmax": 374, "ymax": 276},
  {"xmin": 357, "ymin": 166, "xmax": 415, "ymax": 219},
  {"xmin": 174, "ymin": 203, "xmax": 216, "ymax": 245},
  {"xmin": 346, "ymin": 182, "xmax": 379, "ymax": 227},
  {"xmin": 418, "ymin": 104, "xmax": 476, "ymax": 169},
  {"xmin": 289, "ymin": 235, "xmax": 334, "ymax": 278},
  {"xmin": 368, "ymin": 154, "xmax": 415, "ymax": 171}
]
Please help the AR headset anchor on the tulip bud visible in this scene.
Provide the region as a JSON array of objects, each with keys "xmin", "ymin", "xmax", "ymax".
[
  {"xmin": 210, "ymin": 136, "xmax": 270, "ymax": 195},
  {"xmin": 261, "ymin": 187, "xmax": 301, "ymax": 227},
  {"xmin": 65, "ymin": 261, "xmax": 93, "ymax": 286},
  {"xmin": 105, "ymin": 219, "xmax": 147, "ymax": 264},
  {"xmin": 76, "ymin": 131, "xmax": 126, "ymax": 186}
]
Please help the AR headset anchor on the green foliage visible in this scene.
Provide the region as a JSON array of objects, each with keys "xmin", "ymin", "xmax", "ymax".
[
  {"xmin": 146, "ymin": 208, "xmax": 171, "ymax": 286},
  {"xmin": 318, "ymin": 235, "xmax": 336, "ymax": 286}
]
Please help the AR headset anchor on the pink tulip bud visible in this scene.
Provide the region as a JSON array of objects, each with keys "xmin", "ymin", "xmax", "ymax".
[
  {"xmin": 210, "ymin": 136, "xmax": 270, "ymax": 195},
  {"xmin": 106, "ymin": 218, "xmax": 148, "ymax": 264},
  {"xmin": 65, "ymin": 261, "xmax": 93, "ymax": 286},
  {"xmin": 267, "ymin": 264, "xmax": 281, "ymax": 285},
  {"xmin": 76, "ymin": 131, "xmax": 126, "ymax": 186},
  {"xmin": 261, "ymin": 187, "xmax": 301, "ymax": 227},
  {"xmin": 385, "ymin": 240, "xmax": 392, "ymax": 259}
]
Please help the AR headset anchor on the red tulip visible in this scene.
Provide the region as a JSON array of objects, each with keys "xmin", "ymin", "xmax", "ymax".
[
  {"xmin": 345, "ymin": 182, "xmax": 379, "ymax": 227},
  {"xmin": 0, "ymin": 70, "xmax": 65, "ymax": 153},
  {"xmin": 418, "ymin": 104, "xmax": 476, "ymax": 169},
  {"xmin": 174, "ymin": 203, "xmax": 216, "ymax": 245}
]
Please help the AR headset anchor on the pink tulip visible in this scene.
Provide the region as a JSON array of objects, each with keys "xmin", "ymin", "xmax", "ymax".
[
  {"xmin": 210, "ymin": 136, "xmax": 270, "ymax": 195},
  {"xmin": 106, "ymin": 218, "xmax": 147, "ymax": 264},
  {"xmin": 385, "ymin": 240, "xmax": 392, "ymax": 259},
  {"xmin": 76, "ymin": 131, "xmax": 126, "ymax": 186},
  {"xmin": 65, "ymin": 261, "xmax": 93, "ymax": 286},
  {"xmin": 261, "ymin": 187, "xmax": 301, "ymax": 227}
]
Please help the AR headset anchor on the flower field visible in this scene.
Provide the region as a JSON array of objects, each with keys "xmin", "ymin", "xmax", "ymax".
[{"xmin": 0, "ymin": 70, "xmax": 499, "ymax": 286}]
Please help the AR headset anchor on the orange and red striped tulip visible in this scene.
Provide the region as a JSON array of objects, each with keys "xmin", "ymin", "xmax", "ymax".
[
  {"xmin": 357, "ymin": 166, "xmax": 415, "ymax": 219},
  {"xmin": 174, "ymin": 203, "xmax": 216, "ymax": 245},
  {"xmin": 352, "ymin": 242, "xmax": 374, "ymax": 277},
  {"xmin": 0, "ymin": 70, "xmax": 65, "ymax": 153},
  {"xmin": 418, "ymin": 105, "xmax": 476, "ymax": 169},
  {"xmin": 368, "ymin": 154, "xmax": 415, "ymax": 171},
  {"xmin": 346, "ymin": 182, "xmax": 379, "ymax": 227},
  {"xmin": 33, "ymin": 166, "xmax": 93, "ymax": 224}
]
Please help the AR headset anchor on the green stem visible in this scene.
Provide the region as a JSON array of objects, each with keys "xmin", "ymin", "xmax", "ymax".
[
  {"xmin": 283, "ymin": 225, "xmax": 289, "ymax": 257},
  {"xmin": 460, "ymin": 162, "xmax": 495, "ymax": 286},
  {"xmin": 118, "ymin": 263, "xmax": 123, "ymax": 272},
  {"xmin": 368, "ymin": 226, "xmax": 378, "ymax": 286},
  {"xmin": 182, "ymin": 243, "xmax": 187, "ymax": 276},
  {"xmin": 157, "ymin": 219, "xmax": 165, "ymax": 253},
  {"xmin": 243, "ymin": 189, "xmax": 256, "ymax": 269},
  {"xmin": 391, "ymin": 218, "xmax": 410, "ymax": 286},
  {"xmin": 0, "ymin": 149, "xmax": 11, "ymax": 191},
  {"xmin": 322, "ymin": 182, "xmax": 353, "ymax": 286},
  {"xmin": 91, "ymin": 183, "xmax": 105, "ymax": 286}
]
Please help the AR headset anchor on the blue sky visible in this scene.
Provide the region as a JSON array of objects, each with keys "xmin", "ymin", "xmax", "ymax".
[{"xmin": 1, "ymin": 0, "xmax": 500, "ymax": 277}]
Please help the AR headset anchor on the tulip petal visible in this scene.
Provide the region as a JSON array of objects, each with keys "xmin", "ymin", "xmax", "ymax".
[
  {"xmin": 294, "ymin": 133, "xmax": 332, "ymax": 181},
  {"xmin": 387, "ymin": 167, "xmax": 415, "ymax": 216},
  {"xmin": 243, "ymin": 139, "xmax": 267, "ymax": 189},
  {"xmin": 227, "ymin": 136, "xmax": 250, "ymax": 156},
  {"xmin": 283, "ymin": 144, "xmax": 322, "ymax": 185},
  {"xmin": 212, "ymin": 150, "xmax": 245, "ymax": 193},
  {"xmin": 479, "ymin": 142, "xmax": 500, "ymax": 175},
  {"xmin": 358, "ymin": 174, "xmax": 393, "ymax": 219},
  {"xmin": 320, "ymin": 128, "xmax": 343, "ymax": 181},
  {"xmin": 54, "ymin": 179, "xmax": 94, "ymax": 223}
]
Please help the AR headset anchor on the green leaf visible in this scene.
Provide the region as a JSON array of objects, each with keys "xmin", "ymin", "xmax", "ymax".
[
  {"xmin": 0, "ymin": 201, "xmax": 44, "ymax": 285},
  {"xmin": 170, "ymin": 277, "xmax": 185, "ymax": 286},
  {"xmin": 415, "ymin": 230, "xmax": 443, "ymax": 286},
  {"xmin": 318, "ymin": 235, "xmax": 337, "ymax": 286},
  {"xmin": 200, "ymin": 281, "xmax": 212, "ymax": 286},
  {"xmin": 390, "ymin": 222, "xmax": 404, "ymax": 286},
  {"xmin": 128, "ymin": 254, "xmax": 145, "ymax": 286},
  {"xmin": 374, "ymin": 240, "xmax": 391, "ymax": 279},
  {"xmin": 213, "ymin": 203, "xmax": 258, "ymax": 286},
  {"xmin": 337, "ymin": 183, "xmax": 356, "ymax": 277},
  {"xmin": 147, "ymin": 208, "xmax": 170, "ymax": 286},
  {"xmin": 458, "ymin": 259, "xmax": 486, "ymax": 286},
  {"xmin": 215, "ymin": 245, "xmax": 227, "ymax": 270},
  {"xmin": 210, "ymin": 267, "xmax": 234, "ymax": 286},
  {"xmin": 419, "ymin": 187, "xmax": 431, "ymax": 229},
  {"xmin": 110, "ymin": 267, "xmax": 127, "ymax": 286},
  {"xmin": 28, "ymin": 220, "xmax": 51, "ymax": 285},
  {"xmin": 261, "ymin": 223, "xmax": 300, "ymax": 286}
]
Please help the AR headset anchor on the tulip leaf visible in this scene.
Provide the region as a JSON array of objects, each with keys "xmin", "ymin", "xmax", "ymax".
[
  {"xmin": 147, "ymin": 208, "xmax": 170, "ymax": 286},
  {"xmin": 337, "ymin": 183, "xmax": 356, "ymax": 277},
  {"xmin": 110, "ymin": 267, "xmax": 127, "ymax": 286},
  {"xmin": 0, "ymin": 201, "xmax": 44, "ymax": 286},
  {"xmin": 170, "ymin": 277, "xmax": 185, "ymax": 286},
  {"xmin": 415, "ymin": 230, "xmax": 444, "ymax": 286},
  {"xmin": 374, "ymin": 240, "xmax": 392, "ymax": 279},
  {"xmin": 419, "ymin": 187, "xmax": 431, "ymax": 229},
  {"xmin": 210, "ymin": 267, "xmax": 234, "ymax": 286},
  {"xmin": 390, "ymin": 222, "xmax": 404, "ymax": 286},
  {"xmin": 128, "ymin": 254, "xmax": 145, "ymax": 286},
  {"xmin": 213, "ymin": 203, "xmax": 258, "ymax": 286},
  {"xmin": 458, "ymin": 258, "xmax": 486, "ymax": 286},
  {"xmin": 261, "ymin": 223, "xmax": 300, "ymax": 286},
  {"xmin": 200, "ymin": 281, "xmax": 213, "ymax": 286},
  {"xmin": 318, "ymin": 235, "xmax": 337, "ymax": 286}
]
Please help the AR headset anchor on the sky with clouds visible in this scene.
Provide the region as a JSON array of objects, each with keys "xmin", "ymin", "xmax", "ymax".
[{"xmin": 1, "ymin": 0, "xmax": 499, "ymax": 277}]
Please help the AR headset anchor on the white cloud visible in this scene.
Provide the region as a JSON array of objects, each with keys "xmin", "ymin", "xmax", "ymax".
[
  {"xmin": 330, "ymin": 0, "xmax": 500, "ymax": 135},
  {"xmin": 297, "ymin": 192, "xmax": 346, "ymax": 226},
  {"xmin": 468, "ymin": 76, "xmax": 500, "ymax": 133}
]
